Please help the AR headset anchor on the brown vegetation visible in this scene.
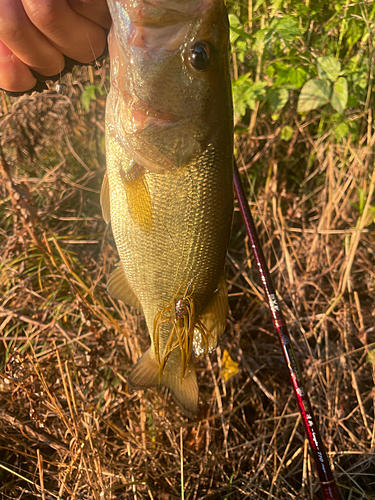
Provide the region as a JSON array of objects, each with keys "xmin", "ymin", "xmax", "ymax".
[{"xmin": 0, "ymin": 66, "xmax": 374, "ymax": 499}]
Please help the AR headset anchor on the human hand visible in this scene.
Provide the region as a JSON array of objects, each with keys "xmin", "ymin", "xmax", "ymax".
[{"xmin": 0, "ymin": 0, "xmax": 111, "ymax": 96}]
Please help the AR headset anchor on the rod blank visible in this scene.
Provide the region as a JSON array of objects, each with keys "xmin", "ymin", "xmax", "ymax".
[{"xmin": 233, "ymin": 160, "xmax": 341, "ymax": 500}]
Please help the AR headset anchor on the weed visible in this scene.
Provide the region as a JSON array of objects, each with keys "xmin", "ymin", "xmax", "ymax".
[{"xmin": 0, "ymin": 1, "xmax": 374, "ymax": 498}]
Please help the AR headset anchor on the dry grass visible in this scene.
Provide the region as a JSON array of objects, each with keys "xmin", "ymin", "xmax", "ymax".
[{"xmin": 0, "ymin": 66, "xmax": 375, "ymax": 500}]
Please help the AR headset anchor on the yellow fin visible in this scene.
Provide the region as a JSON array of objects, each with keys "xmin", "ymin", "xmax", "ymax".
[
  {"xmin": 221, "ymin": 349, "xmax": 239, "ymax": 382},
  {"xmin": 128, "ymin": 349, "xmax": 198, "ymax": 419},
  {"xmin": 128, "ymin": 348, "xmax": 159, "ymax": 389},
  {"xmin": 120, "ymin": 170, "xmax": 153, "ymax": 232},
  {"xmin": 160, "ymin": 359, "xmax": 198, "ymax": 419},
  {"xmin": 107, "ymin": 263, "xmax": 143, "ymax": 311},
  {"xmin": 100, "ymin": 172, "xmax": 111, "ymax": 224},
  {"xmin": 193, "ymin": 275, "xmax": 228, "ymax": 357}
]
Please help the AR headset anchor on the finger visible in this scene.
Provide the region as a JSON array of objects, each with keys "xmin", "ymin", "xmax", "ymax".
[
  {"xmin": 0, "ymin": 40, "xmax": 37, "ymax": 93},
  {"xmin": 0, "ymin": 0, "xmax": 65, "ymax": 77},
  {"xmin": 68, "ymin": 0, "xmax": 112, "ymax": 30},
  {"xmin": 22, "ymin": 0, "xmax": 108, "ymax": 65}
]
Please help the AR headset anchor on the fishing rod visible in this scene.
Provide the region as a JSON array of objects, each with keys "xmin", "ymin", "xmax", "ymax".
[{"xmin": 233, "ymin": 159, "xmax": 341, "ymax": 500}]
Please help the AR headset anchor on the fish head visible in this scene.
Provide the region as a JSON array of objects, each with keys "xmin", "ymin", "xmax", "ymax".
[{"xmin": 106, "ymin": 0, "xmax": 232, "ymax": 174}]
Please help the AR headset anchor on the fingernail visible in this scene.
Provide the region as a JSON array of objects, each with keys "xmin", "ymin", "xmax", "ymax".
[{"xmin": 0, "ymin": 41, "xmax": 13, "ymax": 61}]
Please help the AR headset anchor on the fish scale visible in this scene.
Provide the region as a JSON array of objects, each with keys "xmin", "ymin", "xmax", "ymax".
[
  {"xmin": 108, "ymin": 145, "xmax": 232, "ymax": 312},
  {"xmin": 104, "ymin": 0, "xmax": 233, "ymax": 417}
]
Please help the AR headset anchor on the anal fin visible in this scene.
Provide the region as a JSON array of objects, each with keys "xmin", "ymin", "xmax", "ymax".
[{"xmin": 107, "ymin": 263, "xmax": 143, "ymax": 311}]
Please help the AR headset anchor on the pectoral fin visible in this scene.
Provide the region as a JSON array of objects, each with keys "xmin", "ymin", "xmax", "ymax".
[
  {"xmin": 194, "ymin": 275, "xmax": 228, "ymax": 357},
  {"xmin": 120, "ymin": 168, "xmax": 153, "ymax": 232},
  {"xmin": 107, "ymin": 263, "xmax": 143, "ymax": 311},
  {"xmin": 128, "ymin": 348, "xmax": 198, "ymax": 419},
  {"xmin": 100, "ymin": 172, "xmax": 111, "ymax": 224}
]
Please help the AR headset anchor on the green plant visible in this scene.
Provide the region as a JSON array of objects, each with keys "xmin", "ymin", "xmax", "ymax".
[
  {"xmin": 81, "ymin": 84, "xmax": 104, "ymax": 112},
  {"xmin": 297, "ymin": 56, "xmax": 348, "ymax": 113},
  {"xmin": 229, "ymin": 0, "xmax": 374, "ymax": 143}
]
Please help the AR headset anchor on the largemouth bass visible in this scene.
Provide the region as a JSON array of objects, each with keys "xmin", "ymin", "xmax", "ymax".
[{"xmin": 103, "ymin": 0, "xmax": 233, "ymax": 418}]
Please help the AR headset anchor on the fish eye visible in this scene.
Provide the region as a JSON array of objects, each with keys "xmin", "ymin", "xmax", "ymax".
[{"xmin": 188, "ymin": 41, "xmax": 213, "ymax": 71}]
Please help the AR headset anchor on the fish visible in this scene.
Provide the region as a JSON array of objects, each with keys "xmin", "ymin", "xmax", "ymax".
[{"xmin": 102, "ymin": 0, "xmax": 233, "ymax": 418}]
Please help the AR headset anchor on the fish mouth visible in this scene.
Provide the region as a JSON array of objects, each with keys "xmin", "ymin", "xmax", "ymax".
[
  {"xmin": 121, "ymin": 87, "xmax": 180, "ymax": 135},
  {"xmin": 110, "ymin": 0, "xmax": 213, "ymax": 26},
  {"xmin": 107, "ymin": 29, "xmax": 186, "ymax": 173},
  {"xmin": 107, "ymin": 35, "xmax": 181, "ymax": 134},
  {"xmin": 129, "ymin": 22, "xmax": 190, "ymax": 53},
  {"xmin": 108, "ymin": 0, "xmax": 215, "ymax": 51},
  {"xmin": 128, "ymin": 0, "xmax": 204, "ymax": 25}
]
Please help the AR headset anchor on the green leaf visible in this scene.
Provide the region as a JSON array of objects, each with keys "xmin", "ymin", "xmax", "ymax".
[
  {"xmin": 267, "ymin": 87, "xmax": 289, "ymax": 113},
  {"xmin": 256, "ymin": 17, "xmax": 301, "ymax": 50},
  {"xmin": 317, "ymin": 56, "xmax": 341, "ymax": 82},
  {"xmin": 254, "ymin": 0, "xmax": 265, "ymax": 11},
  {"xmin": 367, "ymin": 349, "xmax": 375, "ymax": 365},
  {"xmin": 347, "ymin": 95, "xmax": 360, "ymax": 108},
  {"xmin": 331, "ymin": 77, "xmax": 348, "ymax": 114},
  {"xmin": 297, "ymin": 78, "xmax": 332, "ymax": 113},
  {"xmin": 81, "ymin": 85, "xmax": 103, "ymax": 112},
  {"xmin": 270, "ymin": 0, "xmax": 283, "ymax": 13},
  {"xmin": 230, "ymin": 25, "xmax": 252, "ymax": 41},
  {"xmin": 345, "ymin": 57, "xmax": 368, "ymax": 105},
  {"xmin": 357, "ymin": 187, "xmax": 365, "ymax": 215},
  {"xmin": 266, "ymin": 65, "xmax": 275, "ymax": 79},
  {"xmin": 334, "ymin": 122, "xmax": 349, "ymax": 142},
  {"xmin": 237, "ymin": 40, "xmax": 247, "ymax": 63},
  {"xmin": 272, "ymin": 62, "xmax": 307, "ymax": 89},
  {"xmin": 267, "ymin": 17, "xmax": 301, "ymax": 45},
  {"xmin": 228, "ymin": 14, "xmax": 241, "ymax": 43},
  {"xmin": 232, "ymin": 75, "xmax": 267, "ymax": 119},
  {"xmin": 281, "ymin": 126, "xmax": 294, "ymax": 141}
]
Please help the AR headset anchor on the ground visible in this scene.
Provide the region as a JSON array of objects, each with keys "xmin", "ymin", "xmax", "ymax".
[{"xmin": 0, "ymin": 61, "xmax": 375, "ymax": 499}]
